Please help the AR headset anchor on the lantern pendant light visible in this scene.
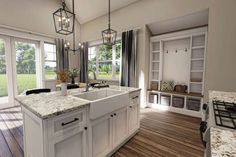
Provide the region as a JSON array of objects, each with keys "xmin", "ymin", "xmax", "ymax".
[
  {"xmin": 102, "ymin": 0, "xmax": 117, "ymax": 46},
  {"xmin": 53, "ymin": 0, "xmax": 75, "ymax": 35}
]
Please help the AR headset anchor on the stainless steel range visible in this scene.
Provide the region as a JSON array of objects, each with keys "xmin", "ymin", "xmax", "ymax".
[
  {"xmin": 212, "ymin": 100, "xmax": 236, "ymax": 129},
  {"xmin": 200, "ymin": 91, "xmax": 236, "ymax": 157}
]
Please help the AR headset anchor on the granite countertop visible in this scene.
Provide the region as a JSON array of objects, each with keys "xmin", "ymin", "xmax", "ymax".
[
  {"xmin": 209, "ymin": 90, "xmax": 236, "ymax": 103},
  {"xmin": 211, "ymin": 127, "xmax": 236, "ymax": 157},
  {"xmin": 16, "ymin": 86, "xmax": 141, "ymax": 120}
]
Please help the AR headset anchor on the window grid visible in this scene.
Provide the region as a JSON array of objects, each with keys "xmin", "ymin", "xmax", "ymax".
[{"xmin": 88, "ymin": 41, "xmax": 121, "ymax": 80}]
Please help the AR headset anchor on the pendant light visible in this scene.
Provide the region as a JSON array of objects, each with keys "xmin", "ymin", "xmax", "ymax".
[
  {"xmin": 102, "ymin": 0, "xmax": 117, "ymax": 46},
  {"xmin": 53, "ymin": 0, "xmax": 75, "ymax": 35},
  {"xmin": 53, "ymin": 0, "xmax": 83, "ymax": 54}
]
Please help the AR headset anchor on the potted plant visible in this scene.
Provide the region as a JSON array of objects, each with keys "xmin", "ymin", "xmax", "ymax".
[
  {"xmin": 68, "ymin": 68, "xmax": 80, "ymax": 84},
  {"xmin": 57, "ymin": 70, "xmax": 69, "ymax": 96}
]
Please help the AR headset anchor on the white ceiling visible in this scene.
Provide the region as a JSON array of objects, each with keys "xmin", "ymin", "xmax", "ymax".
[
  {"xmin": 65, "ymin": 0, "xmax": 140, "ymax": 24},
  {"xmin": 148, "ymin": 9, "xmax": 209, "ymax": 35}
]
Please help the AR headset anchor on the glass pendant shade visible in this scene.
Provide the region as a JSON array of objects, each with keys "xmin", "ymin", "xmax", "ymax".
[
  {"xmin": 53, "ymin": 2, "xmax": 75, "ymax": 35},
  {"xmin": 102, "ymin": 28, "xmax": 117, "ymax": 46}
]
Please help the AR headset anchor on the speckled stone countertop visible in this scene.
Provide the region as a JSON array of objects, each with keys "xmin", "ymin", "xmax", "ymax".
[
  {"xmin": 16, "ymin": 86, "xmax": 141, "ymax": 120},
  {"xmin": 209, "ymin": 90, "xmax": 236, "ymax": 103},
  {"xmin": 211, "ymin": 127, "xmax": 236, "ymax": 157}
]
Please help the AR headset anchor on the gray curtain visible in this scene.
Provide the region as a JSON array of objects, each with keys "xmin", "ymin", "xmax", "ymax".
[
  {"xmin": 55, "ymin": 38, "xmax": 69, "ymax": 71},
  {"xmin": 120, "ymin": 30, "xmax": 138, "ymax": 87},
  {"xmin": 80, "ymin": 42, "xmax": 88, "ymax": 83}
]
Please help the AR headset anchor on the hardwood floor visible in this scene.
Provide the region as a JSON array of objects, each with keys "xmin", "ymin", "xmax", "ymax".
[{"xmin": 0, "ymin": 107, "xmax": 203, "ymax": 157}]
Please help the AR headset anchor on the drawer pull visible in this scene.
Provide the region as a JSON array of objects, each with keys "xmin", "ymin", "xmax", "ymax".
[
  {"xmin": 61, "ymin": 118, "xmax": 79, "ymax": 126},
  {"xmin": 132, "ymin": 96, "xmax": 139, "ymax": 99}
]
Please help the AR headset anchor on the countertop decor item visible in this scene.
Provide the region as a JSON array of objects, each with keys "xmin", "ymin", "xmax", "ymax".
[
  {"xmin": 57, "ymin": 70, "xmax": 69, "ymax": 96},
  {"xmin": 68, "ymin": 68, "xmax": 80, "ymax": 84}
]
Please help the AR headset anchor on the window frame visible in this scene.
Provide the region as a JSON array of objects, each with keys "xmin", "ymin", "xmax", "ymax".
[
  {"xmin": 44, "ymin": 42, "xmax": 57, "ymax": 80},
  {"xmin": 88, "ymin": 40, "xmax": 121, "ymax": 81}
]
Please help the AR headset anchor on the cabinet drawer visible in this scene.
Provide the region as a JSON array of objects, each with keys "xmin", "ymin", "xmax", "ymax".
[
  {"xmin": 54, "ymin": 112, "xmax": 83, "ymax": 132},
  {"xmin": 130, "ymin": 92, "xmax": 140, "ymax": 105},
  {"xmin": 47, "ymin": 108, "xmax": 87, "ymax": 137}
]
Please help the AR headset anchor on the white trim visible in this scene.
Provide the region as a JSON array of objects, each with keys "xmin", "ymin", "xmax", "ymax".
[
  {"xmin": 0, "ymin": 26, "xmax": 55, "ymax": 43},
  {"xmin": 150, "ymin": 27, "xmax": 208, "ymax": 42}
]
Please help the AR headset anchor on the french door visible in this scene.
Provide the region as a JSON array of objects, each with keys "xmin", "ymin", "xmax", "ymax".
[
  {"xmin": 0, "ymin": 35, "xmax": 14, "ymax": 108},
  {"xmin": 0, "ymin": 35, "xmax": 40, "ymax": 109}
]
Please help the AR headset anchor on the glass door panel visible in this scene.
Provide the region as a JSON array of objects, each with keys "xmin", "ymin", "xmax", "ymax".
[
  {"xmin": 14, "ymin": 41, "xmax": 37, "ymax": 95},
  {"xmin": 0, "ymin": 39, "xmax": 9, "ymax": 104}
]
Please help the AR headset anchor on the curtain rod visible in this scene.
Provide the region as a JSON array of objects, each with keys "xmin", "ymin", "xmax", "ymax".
[{"xmin": 0, "ymin": 24, "xmax": 57, "ymax": 39}]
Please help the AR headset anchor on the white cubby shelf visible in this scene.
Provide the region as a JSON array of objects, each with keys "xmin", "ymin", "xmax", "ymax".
[{"xmin": 148, "ymin": 27, "xmax": 207, "ymax": 118}]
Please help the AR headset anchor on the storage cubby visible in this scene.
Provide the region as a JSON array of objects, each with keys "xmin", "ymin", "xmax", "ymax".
[
  {"xmin": 149, "ymin": 93, "xmax": 158, "ymax": 104},
  {"xmin": 191, "ymin": 60, "xmax": 204, "ymax": 71},
  {"xmin": 190, "ymin": 72, "xmax": 203, "ymax": 82},
  {"xmin": 152, "ymin": 42, "xmax": 160, "ymax": 51},
  {"xmin": 148, "ymin": 28, "xmax": 207, "ymax": 117},
  {"xmin": 152, "ymin": 71, "xmax": 159, "ymax": 80},
  {"xmin": 160, "ymin": 94, "xmax": 171, "ymax": 106},
  {"xmin": 152, "ymin": 62, "xmax": 160, "ymax": 70},
  {"xmin": 191, "ymin": 48, "xmax": 204, "ymax": 59},
  {"xmin": 190, "ymin": 83, "xmax": 202, "ymax": 94},
  {"xmin": 172, "ymin": 96, "xmax": 184, "ymax": 108},
  {"xmin": 152, "ymin": 52, "xmax": 160, "ymax": 61},
  {"xmin": 186, "ymin": 98, "xmax": 201, "ymax": 111},
  {"xmin": 192, "ymin": 34, "xmax": 205, "ymax": 47}
]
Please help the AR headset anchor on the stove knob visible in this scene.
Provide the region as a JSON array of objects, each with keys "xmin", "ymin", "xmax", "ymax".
[{"xmin": 202, "ymin": 104, "xmax": 208, "ymax": 110}]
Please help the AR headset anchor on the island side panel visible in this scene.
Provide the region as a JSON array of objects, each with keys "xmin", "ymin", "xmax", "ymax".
[{"xmin": 22, "ymin": 106, "xmax": 45, "ymax": 157}]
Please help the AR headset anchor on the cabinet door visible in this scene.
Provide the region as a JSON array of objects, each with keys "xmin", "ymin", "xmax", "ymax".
[
  {"xmin": 113, "ymin": 107, "xmax": 128, "ymax": 148},
  {"xmin": 90, "ymin": 114, "xmax": 113, "ymax": 157},
  {"xmin": 128, "ymin": 103, "xmax": 139, "ymax": 134},
  {"xmin": 49, "ymin": 127, "xmax": 87, "ymax": 157}
]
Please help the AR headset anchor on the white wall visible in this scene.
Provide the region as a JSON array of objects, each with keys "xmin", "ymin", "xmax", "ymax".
[
  {"xmin": 204, "ymin": 0, "xmax": 236, "ymax": 101},
  {"xmin": 81, "ymin": 0, "xmax": 210, "ymax": 106}
]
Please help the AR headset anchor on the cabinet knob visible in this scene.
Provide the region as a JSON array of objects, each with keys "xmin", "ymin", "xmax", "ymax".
[
  {"xmin": 84, "ymin": 127, "xmax": 88, "ymax": 130},
  {"xmin": 129, "ymin": 106, "xmax": 132, "ymax": 108},
  {"xmin": 111, "ymin": 115, "xmax": 113, "ymax": 117},
  {"xmin": 114, "ymin": 113, "xmax": 116, "ymax": 116}
]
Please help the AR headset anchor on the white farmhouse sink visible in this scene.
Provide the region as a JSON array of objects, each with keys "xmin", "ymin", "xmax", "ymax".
[{"xmin": 72, "ymin": 89, "xmax": 129, "ymax": 120}]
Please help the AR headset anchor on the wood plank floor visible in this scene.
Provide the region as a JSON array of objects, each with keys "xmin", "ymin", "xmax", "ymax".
[{"xmin": 0, "ymin": 107, "xmax": 204, "ymax": 157}]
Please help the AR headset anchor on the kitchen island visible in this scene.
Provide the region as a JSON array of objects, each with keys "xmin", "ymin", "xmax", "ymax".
[{"xmin": 16, "ymin": 86, "xmax": 141, "ymax": 157}]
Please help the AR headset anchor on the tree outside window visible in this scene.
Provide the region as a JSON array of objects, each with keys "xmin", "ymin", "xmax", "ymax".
[
  {"xmin": 88, "ymin": 41, "xmax": 121, "ymax": 80},
  {"xmin": 44, "ymin": 43, "xmax": 57, "ymax": 79}
]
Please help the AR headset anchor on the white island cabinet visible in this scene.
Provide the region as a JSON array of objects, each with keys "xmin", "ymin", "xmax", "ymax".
[
  {"xmin": 16, "ymin": 87, "xmax": 141, "ymax": 157},
  {"xmin": 89, "ymin": 91, "xmax": 140, "ymax": 157}
]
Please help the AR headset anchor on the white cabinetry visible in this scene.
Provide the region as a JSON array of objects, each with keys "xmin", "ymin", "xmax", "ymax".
[
  {"xmin": 89, "ymin": 114, "xmax": 113, "ymax": 157},
  {"xmin": 50, "ymin": 127, "xmax": 86, "ymax": 157},
  {"xmin": 128, "ymin": 93, "xmax": 140, "ymax": 134},
  {"xmin": 89, "ymin": 91, "xmax": 140, "ymax": 157},
  {"xmin": 113, "ymin": 107, "xmax": 128, "ymax": 148},
  {"xmin": 148, "ymin": 27, "xmax": 207, "ymax": 117},
  {"xmin": 22, "ymin": 106, "xmax": 88, "ymax": 157}
]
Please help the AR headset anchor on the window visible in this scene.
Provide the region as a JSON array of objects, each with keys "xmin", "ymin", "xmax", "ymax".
[
  {"xmin": 88, "ymin": 41, "xmax": 121, "ymax": 80},
  {"xmin": 44, "ymin": 43, "xmax": 57, "ymax": 79}
]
